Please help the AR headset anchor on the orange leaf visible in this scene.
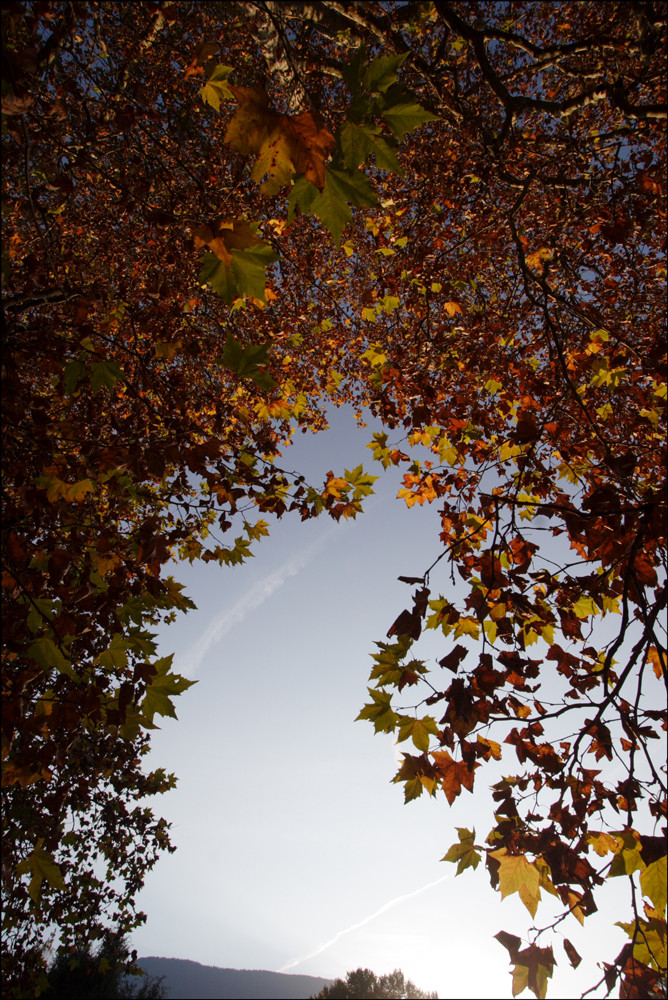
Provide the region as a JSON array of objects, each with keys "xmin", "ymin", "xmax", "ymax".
[{"xmin": 432, "ymin": 750, "xmax": 478, "ymax": 804}]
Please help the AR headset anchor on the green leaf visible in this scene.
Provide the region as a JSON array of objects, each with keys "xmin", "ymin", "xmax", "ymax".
[
  {"xmin": 219, "ymin": 334, "xmax": 277, "ymax": 389},
  {"xmin": 442, "ymin": 827, "xmax": 482, "ymax": 874},
  {"xmin": 90, "ymin": 359, "xmax": 123, "ymax": 393},
  {"xmin": 640, "ymin": 855, "xmax": 667, "ymax": 912},
  {"xmin": 396, "ymin": 715, "xmax": 438, "ymax": 751},
  {"xmin": 363, "ymin": 51, "xmax": 409, "ymax": 93},
  {"xmin": 200, "ymin": 242, "xmax": 278, "ymax": 304},
  {"xmin": 356, "ymin": 688, "xmax": 399, "ymax": 733},
  {"xmin": 338, "ymin": 121, "xmax": 403, "ymax": 174},
  {"xmin": 287, "ymin": 174, "xmax": 320, "ymax": 223},
  {"xmin": 95, "ymin": 633, "xmax": 130, "ymax": 670},
  {"xmin": 341, "ymin": 43, "xmax": 368, "ymax": 95},
  {"xmin": 381, "ymin": 99, "xmax": 439, "ymax": 140},
  {"xmin": 62, "ymin": 359, "xmax": 85, "ymax": 394},
  {"xmin": 141, "ymin": 655, "xmax": 196, "ymax": 726},
  {"xmin": 27, "ymin": 638, "xmax": 77, "ymax": 678},
  {"xmin": 16, "ymin": 842, "xmax": 65, "ymax": 903},
  {"xmin": 199, "ymin": 63, "xmax": 233, "ymax": 111},
  {"xmin": 304, "ymin": 168, "xmax": 378, "ymax": 247}
]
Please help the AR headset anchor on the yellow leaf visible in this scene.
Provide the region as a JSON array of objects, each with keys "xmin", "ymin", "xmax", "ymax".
[
  {"xmin": 454, "ymin": 616, "xmax": 480, "ymax": 640},
  {"xmin": 587, "ymin": 830, "xmax": 620, "ymax": 856},
  {"xmin": 444, "ymin": 301, "xmax": 462, "ymax": 317},
  {"xmin": 499, "ymin": 441, "xmax": 522, "ymax": 462},
  {"xmin": 323, "ymin": 476, "xmax": 349, "ymax": 499},
  {"xmin": 641, "ymin": 855, "xmax": 667, "ymax": 912},
  {"xmin": 491, "ymin": 848, "xmax": 542, "ymax": 917},
  {"xmin": 483, "ymin": 619, "xmax": 498, "ymax": 643},
  {"xmin": 572, "ymin": 595, "xmax": 599, "ymax": 619},
  {"xmin": 361, "ymin": 345, "xmax": 387, "ymax": 366},
  {"xmin": 525, "ymin": 247, "xmax": 554, "ymax": 270},
  {"xmin": 477, "ymin": 735, "xmax": 502, "ymax": 760}
]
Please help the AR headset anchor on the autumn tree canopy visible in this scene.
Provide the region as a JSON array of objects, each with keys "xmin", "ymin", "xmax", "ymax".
[{"xmin": 2, "ymin": 2, "xmax": 666, "ymax": 998}]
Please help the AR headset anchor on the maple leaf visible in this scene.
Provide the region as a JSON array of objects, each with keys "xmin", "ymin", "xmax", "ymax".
[
  {"xmin": 15, "ymin": 840, "xmax": 65, "ymax": 903},
  {"xmin": 225, "ymin": 87, "xmax": 335, "ymax": 195},
  {"xmin": 339, "ymin": 121, "xmax": 403, "ymax": 174},
  {"xmin": 141, "ymin": 655, "xmax": 197, "ymax": 726},
  {"xmin": 490, "ymin": 848, "xmax": 542, "ymax": 917},
  {"xmin": 199, "ymin": 62, "xmax": 233, "ymax": 110},
  {"xmin": 432, "ymin": 750, "xmax": 478, "ymax": 804},
  {"xmin": 197, "ymin": 220, "xmax": 278, "ymax": 303},
  {"xmin": 442, "ymin": 827, "xmax": 482, "ymax": 874},
  {"xmin": 288, "ymin": 168, "xmax": 378, "ymax": 246},
  {"xmin": 640, "ymin": 855, "xmax": 667, "ymax": 912},
  {"xmin": 396, "ymin": 715, "xmax": 438, "ymax": 752},
  {"xmin": 356, "ymin": 689, "xmax": 399, "ymax": 734},
  {"xmin": 219, "ymin": 335, "xmax": 277, "ymax": 390}
]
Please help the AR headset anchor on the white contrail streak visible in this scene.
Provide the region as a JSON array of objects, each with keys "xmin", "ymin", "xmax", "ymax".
[
  {"xmin": 278, "ymin": 873, "xmax": 452, "ymax": 973},
  {"xmin": 179, "ymin": 529, "xmax": 331, "ymax": 678}
]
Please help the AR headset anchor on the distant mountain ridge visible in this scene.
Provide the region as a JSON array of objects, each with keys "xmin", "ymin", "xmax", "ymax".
[{"xmin": 136, "ymin": 957, "xmax": 332, "ymax": 999}]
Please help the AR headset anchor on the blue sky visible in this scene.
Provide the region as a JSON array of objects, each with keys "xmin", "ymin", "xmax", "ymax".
[{"xmin": 130, "ymin": 405, "xmax": 634, "ymax": 999}]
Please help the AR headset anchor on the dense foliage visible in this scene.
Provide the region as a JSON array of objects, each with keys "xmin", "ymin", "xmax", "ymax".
[
  {"xmin": 2, "ymin": 2, "xmax": 665, "ymax": 998},
  {"xmin": 310, "ymin": 966, "xmax": 437, "ymax": 999}
]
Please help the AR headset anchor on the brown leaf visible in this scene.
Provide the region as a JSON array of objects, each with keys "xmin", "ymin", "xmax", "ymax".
[
  {"xmin": 1, "ymin": 93, "xmax": 34, "ymax": 115},
  {"xmin": 563, "ymin": 938, "xmax": 582, "ymax": 968},
  {"xmin": 432, "ymin": 749, "xmax": 478, "ymax": 804}
]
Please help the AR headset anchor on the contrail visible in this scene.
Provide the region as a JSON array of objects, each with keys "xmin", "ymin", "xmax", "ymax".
[
  {"xmin": 178, "ymin": 487, "xmax": 387, "ymax": 678},
  {"xmin": 179, "ymin": 528, "xmax": 331, "ymax": 678},
  {"xmin": 278, "ymin": 873, "xmax": 452, "ymax": 973}
]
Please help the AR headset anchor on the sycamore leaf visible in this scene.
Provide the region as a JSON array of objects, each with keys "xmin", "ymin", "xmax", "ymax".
[
  {"xmin": 338, "ymin": 121, "xmax": 403, "ymax": 174},
  {"xmin": 27, "ymin": 638, "xmax": 75, "ymax": 677},
  {"xmin": 94, "ymin": 634, "xmax": 130, "ymax": 670},
  {"xmin": 199, "ymin": 63, "xmax": 233, "ymax": 110},
  {"xmin": 490, "ymin": 848, "xmax": 542, "ymax": 917},
  {"xmin": 616, "ymin": 917, "xmax": 668, "ymax": 970},
  {"xmin": 356, "ymin": 689, "xmax": 398, "ymax": 733},
  {"xmin": 442, "ymin": 827, "xmax": 482, "ymax": 874},
  {"xmin": 62, "ymin": 359, "xmax": 85, "ymax": 394},
  {"xmin": 225, "ymin": 87, "xmax": 335, "ymax": 194},
  {"xmin": 37, "ymin": 475, "xmax": 95, "ymax": 504},
  {"xmin": 224, "ymin": 85, "xmax": 275, "ymax": 155},
  {"xmin": 380, "ymin": 99, "xmax": 439, "ymax": 139},
  {"xmin": 510, "ymin": 945, "xmax": 555, "ymax": 999},
  {"xmin": 15, "ymin": 842, "xmax": 65, "ymax": 903},
  {"xmin": 477, "ymin": 734, "xmax": 502, "ymax": 760},
  {"xmin": 341, "ymin": 43, "xmax": 368, "ymax": 95},
  {"xmin": 363, "ymin": 51, "xmax": 410, "ymax": 93},
  {"xmin": 432, "ymin": 750, "xmax": 478, "ymax": 804},
  {"xmin": 640, "ymin": 855, "xmax": 667, "ymax": 912},
  {"xmin": 199, "ymin": 241, "xmax": 278, "ymax": 304},
  {"xmin": 141, "ymin": 655, "xmax": 196, "ymax": 726},
  {"xmin": 90, "ymin": 359, "xmax": 123, "ymax": 393},
  {"xmin": 609, "ymin": 829, "xmax": 646, "ymax": 877},
  {"xmin": 219, "ymin": 335, "xmax": 277, "ymax": 389},
  {"xmin": 193, "ymin": 217, "xmax": 263, "ymax": 264},
  {"xmin": 587, "ymin": 830, "xmax": 619, "ymax": 856},
  {"xmin": 184, "ymin": 41, "xmax": 218, "ymax": 80},
  {"xmin": 392, "ymin": 752, "xmax": 437, "ymax": 803},
  {"xmin": 290, "ymin": 168, "xmax": 378, "ymax": 247},
  {"xmin": 396, "ymin": 715, "xmax": 438, "ymax": 752}
]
